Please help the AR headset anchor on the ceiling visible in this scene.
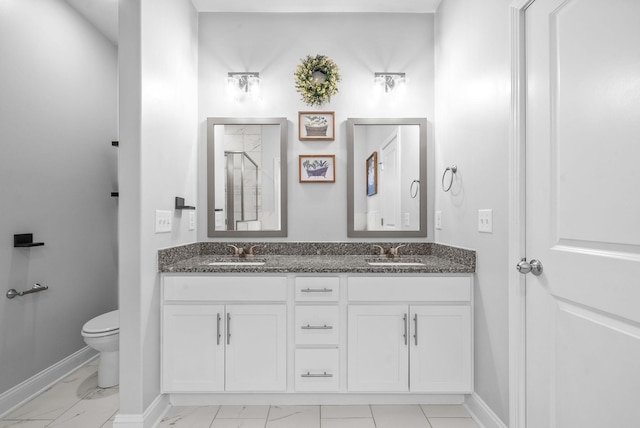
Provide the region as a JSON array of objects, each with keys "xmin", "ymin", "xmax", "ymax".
[
  {"xmin": 192, "ymin": 0, "xmax": 442, "ymax": 13},
  {"xmin": 64, "ymin": 0, "xmax": 442, "ymax": 45}
]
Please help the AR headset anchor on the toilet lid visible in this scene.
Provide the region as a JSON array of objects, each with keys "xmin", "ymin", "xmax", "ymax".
[{"xmin": 82, "ymin": 310, "xmax": 119, "ymax": 334}]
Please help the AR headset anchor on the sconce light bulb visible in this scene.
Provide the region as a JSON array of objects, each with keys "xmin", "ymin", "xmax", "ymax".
[{"xmin": 225, "ymin": 72, "xmax": 261, "ymax": 102}]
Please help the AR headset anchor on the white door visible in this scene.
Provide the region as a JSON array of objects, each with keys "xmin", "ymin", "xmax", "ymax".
[
  {"xmin": 525, "ymin": 1, "xmax": 640, "ymax": 426},
  {"xmin": 347, "ymin": 305, "xmax": 409, "ymax": 392},
  {"xmin": 162, "ymin": 305, "xmax": 224, "ymax": 392},
  {"xmin": 410, "ymin": 306, "xmax": 471, "ymax": 393},
  {"xmin": 380, "ymin": 130, "xmax": 401, "ymax": 230},
  {"xmin": 225, "ymin": 304, "xmax": 287, "ymax": 392}
]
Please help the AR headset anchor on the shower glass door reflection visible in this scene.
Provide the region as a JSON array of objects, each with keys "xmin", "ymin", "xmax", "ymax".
[{"xmin": 225, "ymin": 151, "xmax": 259, "ymax": 231}]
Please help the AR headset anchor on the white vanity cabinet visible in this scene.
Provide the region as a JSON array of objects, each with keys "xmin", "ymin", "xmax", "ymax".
[
  {"xmin": 347, "ymin": 276, "xmax": 472, "ymax": 394},
  {"xmin": 161, "ymin": 271, "xmax": 473, "ymax": 400},
  {"xmin": 161, "ymin": 275, "xmax": 287, "ymax": 393}
]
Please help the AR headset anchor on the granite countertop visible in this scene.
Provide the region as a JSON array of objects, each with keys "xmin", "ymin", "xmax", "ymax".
[{"xmin": 158, "ymin": 242, "xmax": 475, "ymax": 274}]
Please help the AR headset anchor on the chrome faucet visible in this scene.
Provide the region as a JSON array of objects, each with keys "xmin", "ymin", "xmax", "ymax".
[
  {"xmin": 372, "ymin": 244, "xmax": 406, "ymax": 258},
  {"xmin": 228, "ymin": 244, "xmax": 261, "ymax": 258}
]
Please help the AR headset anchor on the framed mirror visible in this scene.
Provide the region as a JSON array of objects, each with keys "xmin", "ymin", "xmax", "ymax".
[
  {"xmin": 207, "ymin": 117, "xmax": 288, "ymax": 237},
  {"xmin": 347, "ymin": 118, "xmax": 427, "ymax": 238}
]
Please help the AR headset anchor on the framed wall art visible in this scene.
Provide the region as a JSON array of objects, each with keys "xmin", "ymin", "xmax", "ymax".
[
  {"xmin": 366, "ymin": 151, "xmax": 378, "ymax": 196},
  {"xmin": 299, "ymin": 154, "xmax": 336, "ymax": 183},
  {"xmin": 298, "ymin": 111, "xmax": 335, "ymax": 141}
]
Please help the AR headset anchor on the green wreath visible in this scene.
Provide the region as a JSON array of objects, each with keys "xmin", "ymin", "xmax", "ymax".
[{"xmin": 294, "ymin": 54, "xmax": 341, "ymax": 106}]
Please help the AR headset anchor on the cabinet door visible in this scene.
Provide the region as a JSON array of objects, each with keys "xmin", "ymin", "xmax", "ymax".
[
  {"xmin": 225, "ymin": 304, "xmax": 287, "ymax": 392},
  {"xmin": 410, "ymin": 305, "xmax": 472, "ymax": 393},
  {"xmin": 162, "ymin": 304, "xmax": 224, "ymax": 392},
  {"xmin": 347, "ymin": 305, "xmax": 409, "ymax": 392}
]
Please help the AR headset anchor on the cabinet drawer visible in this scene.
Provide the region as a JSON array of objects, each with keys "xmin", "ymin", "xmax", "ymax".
[
  {"xmin": 295, "ymin": 348, "xmax": 339, "ymax": 392},
  {"xmin": 295, "ymin": 306, "xmax": 339, "ymax": 345},
  {"xmin": 164, "ymin": 276, "xmax": 287, "ymax": 302},
  {"xmin": 348, "ymin": 276, "xmax": 471, "ymax": 302},
  {"xmin": 295, "ymin": 277, "xmax": 339, "ymax": 302}
]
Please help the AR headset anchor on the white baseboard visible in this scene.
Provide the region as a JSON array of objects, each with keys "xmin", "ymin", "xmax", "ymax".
[
  {"xmin": 0, "ymin": 346, "xmax": 98, "ymax": 418},
  {"xmin": 464, "ymin": 393, "xmax": 508, "ymax": 428},
  {"xmin": 113, "ymin": 394, "xmax": 170, "ymax": 428},
  {"xmin": 169, "ymin": 393, "xmax": 466, "ymax": 406}
]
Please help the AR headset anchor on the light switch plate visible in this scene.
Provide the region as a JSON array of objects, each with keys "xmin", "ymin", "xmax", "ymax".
[
  {"xmin": 155, "ymin": 210, "xmax": 172, "ymax": 233},
  {"xmin": 478, "ymin": 209, "xmax": 492, "ymax": 233},
  {"xmin": 215, "ymin": 211, "xmax": 223, "ymax": 228},
  {"xmin": 403, "ymin": 213, "xmax": 411, "ymax": 227},
  {"xmin": 435, "ymin": 211, "xmax": 442, "ymax": 230}
]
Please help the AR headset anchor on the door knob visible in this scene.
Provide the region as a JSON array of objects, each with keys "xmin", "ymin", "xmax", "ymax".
[{"xmin": 516, "ymin": 258, "xmax": 543, "ymax": 276}]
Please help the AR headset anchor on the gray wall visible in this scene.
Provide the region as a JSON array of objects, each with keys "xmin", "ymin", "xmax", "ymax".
[
  {"xmin": 435, "ymin": 0, "xmax": 512, "ymax": 424},
  {"xmin": 197, "ymin": 13, "xmax": 435, "ymax": 242},
  {"xmin": 0, "ymin": 0, "xmax": 118, "ymax": 395}
]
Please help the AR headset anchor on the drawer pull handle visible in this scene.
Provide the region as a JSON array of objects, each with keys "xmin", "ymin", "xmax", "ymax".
[
  {"xmin": 301, "ymin": 371, "xmax": 333, "ymax": 378},
  {"xmin": 227, "ymin": 313, "xmax": 231, "ymax": 345},
  {"xmin": 301, "ymin": 288, "xmax": 333, "ymax": 293},
  {"xmin": 301, "ymin": 324, "xmax": 333, "ymax": 330}
]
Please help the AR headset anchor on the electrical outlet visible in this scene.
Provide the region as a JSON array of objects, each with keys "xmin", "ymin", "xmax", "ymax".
[
  {"xmin": 435, "ymin": 211, "xmax": 442, "ymax": 230},
  {"xmin": 403, "ymin": 213, "xmax": 411, "ymax": 227},
  {"xmin": 478, "ymin": 209, "xmax": 493, "ymax": 233},
  {"xmin": 155, "ymin": 210, "xmax": 172, "ymax": 233},
  {"xmin": 188, "ymin": 211, "xmax": 196, "ymax": 231}
]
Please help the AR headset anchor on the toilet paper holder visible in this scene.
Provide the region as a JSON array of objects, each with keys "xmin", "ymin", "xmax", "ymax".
[{"xmin": 6, "ymin": 283, "xmax": 48, "ymax": 299}]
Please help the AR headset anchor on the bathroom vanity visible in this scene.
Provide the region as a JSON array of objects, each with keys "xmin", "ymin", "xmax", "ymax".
[{"xmin": 158, "ymin": 242, "xmax": 475, "ymax": 405}]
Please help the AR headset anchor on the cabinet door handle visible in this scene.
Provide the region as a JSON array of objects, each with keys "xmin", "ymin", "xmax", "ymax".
[
  {"xmin": 227, "ymin": 313, "xmax": 231, "ymax": 345},
  {"xmin": 301, "ymin": 371, "xmax": 333, "ymax": 378},
  {"xmin": 413, "ymin": 313, "xmax": 418, "ymax": 346},
  {"xmin": 216, "ymin": 313, "xmax": 221, "ymax": 345},
  {"xmin": 301, "ymin": 287, "xmax": 333, "ymax": 293},
  {"xmin": 301, "ymin": 324, "xmax": 333, "ymax": 330},
  {"xmin": 403, "ymin": 313, "xmax": 408, "ymax": 346}
]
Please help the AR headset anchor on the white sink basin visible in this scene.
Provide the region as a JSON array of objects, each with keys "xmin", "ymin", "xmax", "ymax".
[
  {"xmin": 365, "ymin": 258, "xmax": 426, "ymax": 267},
  {"xmin": 207, "ymin": 261, "xmax": 266, "ymax": 266},
  {"xmin": 367, "ymin": 261, "xmax": 426, "ymax": 266}
]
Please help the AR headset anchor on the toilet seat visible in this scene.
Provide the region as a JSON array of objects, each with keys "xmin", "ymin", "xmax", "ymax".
[{"xmin": 82, "ymin": 310, "xmax": 119, "ymax": 337}]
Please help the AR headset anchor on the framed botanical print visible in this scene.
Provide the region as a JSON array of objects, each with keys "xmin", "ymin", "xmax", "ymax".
[
  {"xmin": 298, "ymin": 111, "xmax": 335, "ymax": 141},
  {"xmin": 299, "ymin": 154, "xmax": 336, "ymax": 183}
]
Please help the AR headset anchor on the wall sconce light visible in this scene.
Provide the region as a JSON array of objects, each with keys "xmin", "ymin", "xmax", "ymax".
[
  {"xmin": 225, "ymin": 72, "xmax": 261, "ymax": 101},
  {"xmin": 373, "ymin": 72, "xmax": 407, "ymax": 94}
]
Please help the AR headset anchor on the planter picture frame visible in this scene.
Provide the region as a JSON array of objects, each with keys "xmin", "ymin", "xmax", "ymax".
[
  {"xmin": 299, "ymin": 154, "xmax": 336, "ymax": 183},
  {"xmin": 366, "ymin": 151, "xmax": 378, "ymax": 196},
  {"xmin": 298, "ymin": 111, "xmax": 335, "ymax": 141}
]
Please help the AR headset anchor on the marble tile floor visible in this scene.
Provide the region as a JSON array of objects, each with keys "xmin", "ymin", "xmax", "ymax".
[{"xmin": 1, "ymin": 361, "xmax": 480, "ymax": 428}]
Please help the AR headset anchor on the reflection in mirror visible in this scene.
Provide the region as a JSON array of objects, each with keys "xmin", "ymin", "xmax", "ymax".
[
  {"xmin": 347, "ymin": 118, "xmax": 427, "ymax": 238},
  {"xmin": 207, "ymin": 118, "xmax": 287, "ymax": 237}
]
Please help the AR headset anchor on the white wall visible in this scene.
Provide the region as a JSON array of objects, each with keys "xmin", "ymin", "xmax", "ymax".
[
  {"xmin": 435, "ymin": 0, "xmax": 512, "ymax": 424},
  {"xmin": 0, "ymin": 0, "xmax": 117, "ymax": 395},
  {"xmin": 197, "ymin": 13, "xmax": 435, "ymax": 242},
  {"xmin": 117, "ymin": 0, "xmax": 198, "ymax": 415}
]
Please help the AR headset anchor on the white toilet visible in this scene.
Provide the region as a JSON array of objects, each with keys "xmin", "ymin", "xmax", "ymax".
[{"xmin": 81, "ymin": 310, "xmax": 119, "ymax": 388}]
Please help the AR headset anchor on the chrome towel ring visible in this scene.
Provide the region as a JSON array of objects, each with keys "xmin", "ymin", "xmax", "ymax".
[
  {"xmin": 442, "ymin": 165, "xmax": 457, "ymax": 192},
  {"xmin": 410, "ymin": 180, "xmax": 420, "ymax": 198}
]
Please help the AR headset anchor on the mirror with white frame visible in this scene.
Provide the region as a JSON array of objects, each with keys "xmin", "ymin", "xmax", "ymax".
[
  {"xmin": 347, "ymin": 118, "xmax": 427, "ymax": 238},
  {"xmin": 207, "ymin": 117, "xmax": 288, "ymax": 237}
]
